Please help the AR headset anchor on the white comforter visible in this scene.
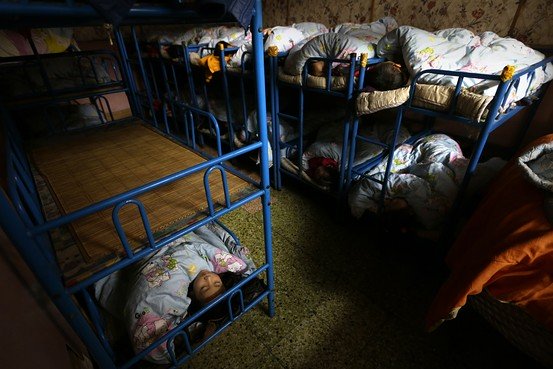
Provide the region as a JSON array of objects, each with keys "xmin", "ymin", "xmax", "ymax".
[{"xmin": 377, "ymin": 26, "xmax": 553, "ymax": 102}]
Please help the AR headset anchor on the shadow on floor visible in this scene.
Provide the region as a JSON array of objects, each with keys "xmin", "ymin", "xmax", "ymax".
[{"xmin": 180, "ymin": 183, "xmax": 545, "ymax": 369}]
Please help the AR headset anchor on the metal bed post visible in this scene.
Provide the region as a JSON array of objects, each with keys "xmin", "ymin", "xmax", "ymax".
[
  {"xmin": 252, "ymin": 0, "xmax": 275, "ymax": 317},
  {"xmin": 441, "ymin": 78, "xmax": 513, "ymax": 241},
  {"xmin": 113, "ymin": 26, "xmax": 141, "ymax": 120},
  {"xmin": 130, "ymin": 26, "xmax": 159, "ymax": 128},
  {"xmin": 218, "ymin": 43, "xmax": 236, "ymax": 150},
  {"xmin": 271, "ymin": 52, "xmax": 284, "ymax": 190},
  {"xmin": 267, "ymin": 47, "xmax": 280, "ymax": 188}
]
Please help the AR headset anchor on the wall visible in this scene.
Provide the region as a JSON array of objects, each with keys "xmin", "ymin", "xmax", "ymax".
[
  {"xmin": 0, "ymin": 230, "xmax": 90, "ymax": 369},
  {"xmin": 262, "ymin": 0, "xmax": 553, "ymax": 47}
]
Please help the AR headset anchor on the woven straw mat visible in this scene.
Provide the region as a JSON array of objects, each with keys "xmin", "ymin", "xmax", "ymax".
[{"xmin": 31, "ymin": 122, "xmax": 251, "ymax": 263}]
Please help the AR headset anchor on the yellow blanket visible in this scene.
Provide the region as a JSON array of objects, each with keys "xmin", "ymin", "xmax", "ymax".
[{"xmin": 198, "ymin": 54, "xmax": 232, "ymax": 83}]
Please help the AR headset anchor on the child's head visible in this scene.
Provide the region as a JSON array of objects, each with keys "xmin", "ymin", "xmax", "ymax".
[
  {"xmin": 188, "ymin": 271, "xmax": 266, "ymax": 325},
  {"xmin": 366, "ymin": 61, "xmax": 408, "ymax": 91},
  {"xmin": 308, "ymin": 60, "xmax": 326, "ymax": 77},
  {"xmin": 191, "ymin": 270, "xmax": 226, "ymax": 306},
  {"xmin": 312, "ymin": 165, "xmax": 338, "ymax": 187}
]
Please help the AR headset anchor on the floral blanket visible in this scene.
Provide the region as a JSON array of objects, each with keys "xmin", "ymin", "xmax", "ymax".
[
  {"xmin": 376, "ymin": 26, "xmax": 553, "ymax": 101},
  {"xmin": 94, "ymin": 222, "xmax": 256, "ymax": 364},
  {"xmin": 348, "ymin": 134, "xmax": 504, "ymax": 229},
  {"xmin": 332, "ymin": 17, "xmax": 398, "ymax": 43}
]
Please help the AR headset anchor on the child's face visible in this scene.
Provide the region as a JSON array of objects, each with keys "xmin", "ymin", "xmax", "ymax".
[{"xmin": 193, "ymin": 270, "xmax": 225, "ymax": 305}]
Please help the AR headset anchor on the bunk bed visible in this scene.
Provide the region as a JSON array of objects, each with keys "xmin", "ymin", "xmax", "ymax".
[
  {"xmin": 129, "ymin": 23, "xmax": 281, "ymax": 167},
  {"xmin": 344, "ymin": 25, "xmax": 553, "ymax": 365},
  {"xmin": 0, "ymin": 1, "xmax": 275, "ymax": 368},
  {"xmin": 347, "ymin": 25, "xmax": 553, "ymax": 234},
  {"xmin": 267, "ymin": 17, "xmax": 399, "ymax": 198}
]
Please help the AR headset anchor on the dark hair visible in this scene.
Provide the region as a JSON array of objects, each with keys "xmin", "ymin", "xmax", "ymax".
[{"xmin": 366, "ymin": 62, "xmax": 407, "ymax": 91}]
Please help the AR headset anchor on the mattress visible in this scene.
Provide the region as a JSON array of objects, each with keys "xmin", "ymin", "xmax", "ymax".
[{"xmin": 31, "ymin": 120, "xmax": 253, "ymax": 283}]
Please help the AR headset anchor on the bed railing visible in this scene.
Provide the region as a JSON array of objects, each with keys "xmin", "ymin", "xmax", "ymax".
[
  {"xmin": 0, "ymin": 50, "xmax": 125, "ymax": 106},
  {"xmin": 269, "ymin": 50, "xmax": 386, "ymax": 196}
]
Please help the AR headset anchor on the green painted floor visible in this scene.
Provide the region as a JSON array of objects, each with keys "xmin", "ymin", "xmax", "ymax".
[{"xmin": 181, "ymin": 184, "xmax": 543, "ymax": 369}]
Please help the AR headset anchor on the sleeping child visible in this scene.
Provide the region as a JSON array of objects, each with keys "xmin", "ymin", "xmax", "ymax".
[
  {"xmin": 300, "ymin": 110, "xmax": 411, "ymax": 189},
  {"xmin": 364, "ymin": 61, "xmax": 408, "ymax": 91},
  {"xmin": 94, "ymin": 222, "xmax": 262, "ymax": 364}
]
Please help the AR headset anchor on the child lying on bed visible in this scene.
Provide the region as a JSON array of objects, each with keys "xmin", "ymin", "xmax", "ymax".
[
  {"xmin": 94, "ymin": 222, "xmax": 263, "ymax": 364},
  {"xmin": 185, "ymin": 269, "xmax": 265, "ymax": 344},
  {"xmin": 300, "ymin": 110, "xmax": 411, "ymax": 189},
  {"xmin": 364, "ymin": 61, "xmax": 408, "ymax": 91},
  {"xmin": 348, "ymin": 134, "xmax": 506, "ymax": 236}
]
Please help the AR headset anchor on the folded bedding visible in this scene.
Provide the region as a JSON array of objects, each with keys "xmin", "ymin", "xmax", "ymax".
[
  {"xmin": 426, "ymin": 134, "xmax": 553, "ymax": 333},
  {"xmin": 281, "ymin": 18, "xmax": 398, "ymax": 77},
  {"xmin": 348, "ymin": 133, "xmax": 505, "ymax": 229},
  {"xmin": 0, "ymin": 28, "xmax": 74, "ymax": 57},
  {"xmin": 283, "ymin": 32, "xmax": 375, "ymax": 76},
  {"xmin": 356, "ymin": 83, "xmax": 493, "ymax": 122}
]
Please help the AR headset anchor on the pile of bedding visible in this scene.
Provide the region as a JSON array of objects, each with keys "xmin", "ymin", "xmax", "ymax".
[
  {"xmin": 332, "ymin": 17, "xmax": 398, "ymax": 43},
  {"xmin": 282, "ymin": 17, "xmax": 399, "ymax": 77},
  {"xmin": 0, "ymin": 28, "xmax": 75, "ymax": 57},
  {"xmin": 348, "ymin": 134, "xmax": 505, "ymax": 229},
  {"xmin": 426, "ymin": 134, "xmax": 553, "ymax": 334}
]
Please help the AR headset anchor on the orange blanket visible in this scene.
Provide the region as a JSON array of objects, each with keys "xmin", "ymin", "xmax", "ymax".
[{"xmin": 426, "ymin": 134, "xmax": 553, "ymax": 332}]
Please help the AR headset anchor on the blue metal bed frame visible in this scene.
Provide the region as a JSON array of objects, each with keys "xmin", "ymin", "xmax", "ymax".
[
  {"xmin": 268, "ymin": 50, "xmax": 386, "ymax": 199},
  {"xmin": 0, "ymin": 1, "xmax": 275, "ymax": 368},
  {"xmin": 132, "ymin": 33, "xmax": 263, "ymax": 155},
  {"xmin": 347, "ymin": 56, "xmax": 553, "ymax": 232}
]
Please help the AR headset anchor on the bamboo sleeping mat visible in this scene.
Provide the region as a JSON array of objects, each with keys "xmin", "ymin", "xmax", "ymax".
[{"xmin": 31, "ymin": 121, "xmax": 252, "ymax": 267}]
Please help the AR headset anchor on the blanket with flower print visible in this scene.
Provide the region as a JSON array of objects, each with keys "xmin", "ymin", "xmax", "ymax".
[
  {"xmin": 94, "ymin": 222, "xmax": 256, "ymax": 364},
  {"xmin": 376, "ymin": 26, "xmax": 553, "ymax": 103},
  {"xmin": 348, "ymin": 134, "xmax": 504, "ymax": 229}
]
